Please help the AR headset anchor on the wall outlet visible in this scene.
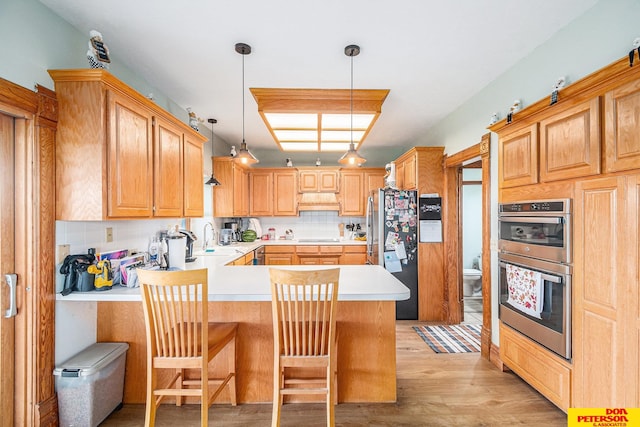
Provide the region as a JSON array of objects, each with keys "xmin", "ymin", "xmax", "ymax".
[
  {"xmin": 56, "ymin": 244, "xmax": 70, "ymax": 264},
  {"xmin": 105, "ymin": 227, "xmax": 113, "ymax": 243}
]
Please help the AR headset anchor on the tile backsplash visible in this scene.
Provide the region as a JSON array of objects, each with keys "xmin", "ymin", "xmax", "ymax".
[{"xmin": 55, "ymin": 211, "xmax": 365, "ymax": 256}]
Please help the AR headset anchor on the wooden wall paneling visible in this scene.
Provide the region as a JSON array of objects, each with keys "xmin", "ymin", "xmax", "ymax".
[
  {"xmin": 627, "ymin": 175, "xmax": 640, "ymax": 406},
  {"xmin": 443, "ymin": 161, "xmax": 461, "ymax": 324}
]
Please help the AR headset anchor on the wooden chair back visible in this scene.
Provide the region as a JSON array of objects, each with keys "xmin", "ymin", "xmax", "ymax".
[{"xmin": 270, "ymin": 268, "xmax": 340, "ymax": 358}]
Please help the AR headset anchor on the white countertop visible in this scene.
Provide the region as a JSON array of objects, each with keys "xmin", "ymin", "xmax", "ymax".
[{"xmin": 56, "ymin": 242, "xmax": 409, "ymax": 303}]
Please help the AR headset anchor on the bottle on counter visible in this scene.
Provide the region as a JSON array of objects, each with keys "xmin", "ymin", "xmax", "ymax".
[{"xmin": 148, "ymin": 236, "xmax": 159, "ymax": 263}]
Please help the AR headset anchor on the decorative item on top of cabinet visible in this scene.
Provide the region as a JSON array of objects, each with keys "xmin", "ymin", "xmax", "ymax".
[
  {"xmin": 49, "ymin": 69, "xmax": 207, "ymax": 220},
  {"xmin": 539, "ymin": 97, "xmax": 600, "ymax": 183},
  {"xmin": 604, "ymin": 78, "xmax": 640, "ymax": 173},
  {"xmin": 212, "ymin": 157, "xmax": 248, "ymax": 217},
  {"xmin": 497, "ymin": 123, "xmax": 539, "ymax": 189}
]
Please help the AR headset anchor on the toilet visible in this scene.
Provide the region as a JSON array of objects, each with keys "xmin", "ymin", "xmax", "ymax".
[{"xmin": 463, "ymin": 268, "xmax": 482, "ymax": 297}]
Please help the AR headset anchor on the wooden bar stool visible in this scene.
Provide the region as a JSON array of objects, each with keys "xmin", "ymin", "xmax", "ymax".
[
  {"xmin": 269, "ymin": 268, "xmax": 340, "ymax": 427},
  {"xmin": 137, "ymin": 268, "xmax": 237, "ymax": 427}
]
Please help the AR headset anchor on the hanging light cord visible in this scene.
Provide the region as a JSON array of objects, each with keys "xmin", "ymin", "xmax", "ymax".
[
  {"xmin": 350, "ymin": 49, "xmax": 354, "ymax": 149},
  {"xmin": 242, "ymin": 50, "xmax": 246, "ymax": 145}
]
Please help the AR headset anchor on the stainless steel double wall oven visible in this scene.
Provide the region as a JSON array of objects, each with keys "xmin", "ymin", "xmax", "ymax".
[{"xmin": 498, "ymin": 199, "xmax": 572, "ymax": 359}]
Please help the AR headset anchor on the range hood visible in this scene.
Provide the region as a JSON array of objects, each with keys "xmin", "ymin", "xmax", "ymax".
[{"xmin": 297, "ymin": 192, "xmax": 340, "ymax": 211}]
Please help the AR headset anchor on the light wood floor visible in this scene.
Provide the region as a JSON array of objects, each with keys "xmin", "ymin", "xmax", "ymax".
[{"xmin": 101, "ymin": 321, "xmax": 567, "ymax": 426}]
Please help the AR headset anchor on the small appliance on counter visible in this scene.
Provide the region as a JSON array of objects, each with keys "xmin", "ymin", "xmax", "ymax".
[
  {"xmin": 224, "ymin": 221, "xmax": 242, "ymax": 242},
  {"xmin": 219, "ymin": 229, "xmax": 233, "ymax": 246},
  {"xmin": 178, "ymin": 229, "xmax": 197, "ymax": 262}
]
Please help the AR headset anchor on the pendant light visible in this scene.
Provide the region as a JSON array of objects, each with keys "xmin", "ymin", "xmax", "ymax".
[
  {"xmin": 234, "ymin": 42, "xmax": 259, "ymax": 165},
  {"xmin": 338, "ymin": 44, "xmax": 366, "ymax": 167},
  {"xmin": 205, "ymin": 118, "xmax": 221, "ymax": 186}
]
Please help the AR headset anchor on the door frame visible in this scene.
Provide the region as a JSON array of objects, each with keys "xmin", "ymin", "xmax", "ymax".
[
  {"xmin": 0, "ymin": 77, "xmax": 58, "ymax": 426},
  {"xmin": 443, "ymin": 133, "xmax": 491, "ymax": 358}
]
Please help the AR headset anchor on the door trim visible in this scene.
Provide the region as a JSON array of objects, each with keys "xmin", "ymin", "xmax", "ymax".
[
  {"xmin": 443, "ymin": 133, "xmax": 491, "ymax": 359},
  {"xmin": 0, "ymin": 77, "xmax": 58, "ymax": 426}
]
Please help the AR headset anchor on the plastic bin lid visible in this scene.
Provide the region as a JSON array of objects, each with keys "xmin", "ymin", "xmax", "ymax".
[{"xmin": 53, "ymin": 342, "xmax": 129, "ymax": 377}]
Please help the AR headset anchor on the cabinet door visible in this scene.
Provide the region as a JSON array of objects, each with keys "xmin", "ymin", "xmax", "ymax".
[
  {"xmin": 498, "ymin": 123, "xmax": 538, "ymax": 188},
  {"xmin": 107, "ymin": 90, "xmax": 153, "ymax": 217},
  {"xmin": 265, "ymin": 254, "xmax": 296, "ymax": 265},
  {"xmin": 212, "ymin": 157, "xmax": 233, "ymax": 217},
  {"xmin": 396, "ymin": 162, "xmax": 405, "ymax": 189},
  {"xmin": 403, "ymin": 155, "xmax": 417, "ymax": 189},
  {"xmin": 273, "ymin": 171, "xmax": 297, "ymax": 216},
  {"xmin": 183, "ymin": 134, "xmax": 204, "ymax": 217},
  {"xmin": 340, "ymin": 171, "xmax": 364, "ymax": 216},
  {"xmin": 233, "ymin": 165, "xmax": 249, "ymax": 216},
  {"xmin": 299, "ymin": 170, "xmax": 319, "ymax": 192},
  {"xmin": 540, "ymin": 97, "xmax": 600, "ymax": 182},
  {"xmin": 319, "ymin": 170, "xmax": 339, "ymax": 192},
  {"xmin": 605, "ymin": 79, "xmax": 640, "ymax": 173},
  {"xmin": 250, "ymin": 171, "xmax": 273, "ymax": 216},
  {"xmin": 573, "ymin": 176, "xmax": 629, "ymax": 407},
  {"xmin": 365, "ymin": 170, "xmax": 385, "ymax": 194},
  {"xmin": 153, "ymin": 116, "xmax": 184, "ymax": 217}
]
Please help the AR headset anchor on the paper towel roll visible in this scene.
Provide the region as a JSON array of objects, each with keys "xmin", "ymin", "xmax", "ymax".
[{"xmin": 167, "ymin": 236, "xmax": 186, "ymax": 270}]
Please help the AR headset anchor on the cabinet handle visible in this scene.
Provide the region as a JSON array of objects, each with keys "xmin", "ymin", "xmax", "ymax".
[{"xmin": 4, "ymin": 274, "xmax": 17, "ymax": 318}]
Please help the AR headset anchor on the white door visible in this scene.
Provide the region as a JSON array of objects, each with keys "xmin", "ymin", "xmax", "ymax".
[{"xmin": 0, "ymin": 112, "xmax": 16, "ymax": 427}]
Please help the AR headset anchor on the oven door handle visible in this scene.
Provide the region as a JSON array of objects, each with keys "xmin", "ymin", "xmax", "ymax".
[
  {"xmin": 499, "ymin": 216, "xmax": 563, "ymax": 225},
  {"xmin": 499, "ymin": 261, "xmax": 562, "ymax": 284}
]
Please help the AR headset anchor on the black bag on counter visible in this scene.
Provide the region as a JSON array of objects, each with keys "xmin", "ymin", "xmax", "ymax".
[{"xmin": 59, "ymin": 254, "xmax": 96, "ymax": 295}]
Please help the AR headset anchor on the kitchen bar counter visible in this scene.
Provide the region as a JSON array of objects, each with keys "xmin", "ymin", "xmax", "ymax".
[{"xmin": 58, "ymin": 260, "xmax": 408, "ymax": 404}]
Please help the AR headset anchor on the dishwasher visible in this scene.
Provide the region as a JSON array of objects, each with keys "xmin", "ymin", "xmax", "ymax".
[{"xmin": 254, "ymin": 246, "xmax": 265, "ymax": 265}]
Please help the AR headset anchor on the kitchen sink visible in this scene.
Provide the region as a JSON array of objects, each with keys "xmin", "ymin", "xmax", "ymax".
[{"xmin": 297, "ymin": 238, "xmax": 341, "ymax": 243}]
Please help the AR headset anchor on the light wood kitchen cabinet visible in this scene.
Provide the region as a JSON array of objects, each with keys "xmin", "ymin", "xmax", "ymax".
[
  {"xmin": 248, "ymin": 169, "xmax": 298, "ymax": 216},
  {"xmin": 539, "ymin": 97, "xmax": 600, "ymax": 183},
  {"xmin": 153, "ymin": 116, "xmax": 183, "ymax": 217},
  {"xmin": 500, "ymin": 323, "xmax": 571, "ymax": 411},
  {"xmin": 212, "ymin": 157, "xmax": 248, "ymax": 217},
  {"xmin": 264, "ymin": 245, "xmax": 296, "ymax": 265},
  {"xmin": 341, "ymin": 245, "xmax": 367, "ymax": 265},
  {"xmin": 604, "ymin": 78, "xmax": 640, "ymax": 173},
  {"xmin": 298, "ymin": 168, "xmax": 339, "ymax": 192},
  {"xmin": 572, "ymin": 175, "xmax": 639, "ymax": 407},
  {"xmin": 183, "ymin": 133, "xmax": 205, "ymax": 216},
  {"xmin": 49, "ymin": 69, "xmax": 206, "ymax": 220},
  {"xmin": 339, "ymin": 170, "xmax": 365, "ymax": 216},
  {"xmin": 365, "ymin": 169, "xmax": 385, "ymax": 194},
  {"xmin": 498, "ymin": 123, "xmax": 539, "ymax": 189},
  {"xmin": 296, "ymin": 245, "xmax": 342, "ymax": 265}
]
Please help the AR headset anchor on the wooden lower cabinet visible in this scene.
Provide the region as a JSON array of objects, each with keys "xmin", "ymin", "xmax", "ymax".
[
  {"xmin": 264, "ymin": 245, "xmax": 296, "ymax": 265},
  {"xmin": 296, "ymin": 245, "xmax": 342, "ymax": 265},
  {"xmin": 263, "ymin": 245, "xmax": 367, "ymax": 265},
  {"xmin": 341, "ymin": 245, "xmax": 366, "ymax": 265},
  {"xmin": 500, "ymin": 323, "xmax": 571, "ymax": 411},
  {"xmin": 572, "ymin": 175, "xmax": 639, "ymax": 407}
]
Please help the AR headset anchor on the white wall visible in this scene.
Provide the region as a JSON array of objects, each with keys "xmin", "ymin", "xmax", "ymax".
[{"xmin": 462, "ymin": 169, "xmax": 482, "ymax": 270}]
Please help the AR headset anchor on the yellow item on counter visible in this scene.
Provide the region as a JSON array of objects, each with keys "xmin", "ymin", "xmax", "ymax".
[{"xmin": 88, "ymin": 259, "xmax": 113, "ymax": 290}]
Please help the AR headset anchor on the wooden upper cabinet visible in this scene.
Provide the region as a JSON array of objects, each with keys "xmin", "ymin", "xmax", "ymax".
[
  {"xmin": 183, "ymin": 133, "xmax": 204, "ymax": 217},
  {"xmin": 273, "ymin": 170, "xmax": 298, "ymax": 216},
  {"xmin": 212, "ymin": 157, "xmax": 249, "ymax": 217},
  {"xmin": 298, "ymin": 169, "xmax": 339, "ymax": 192},
  {"xmin": 605, "ymin": 79, "xmax": 640, "ymax": 173},
  {"xmin": 539, "ymin": 97, "xmax": 600, "ymax": 182},
  {"xmin": 107, "ymin": 90, "xmax": 154, "ymax": 218},
  {"xmin": 402, "ymin": 154, "xmax": 417, "ymax": 189},
  {"xmin": 395, "ymin": 161, "xmax": 405, "ymax": 189},
  {"xmin": 498, "ymin": 123, "xmax": 539, "ymax": 189},
  {"xmin": 365, "ymin": 170, "xmax": 385, "ymax": 194},
  {"xmin": 49, "ymin": 69, "xmax": 206, "ymax": 220},
  {"xmin": 153, "ymin": 116, "xmax": 183, "ymax": 217},
  {"xmin": 250, "ymin": 171, "xmax": 273, "ymax": 216},
  {"xmin": 340, "ymin": 171, "xmax": 365, "ymax": 216}
]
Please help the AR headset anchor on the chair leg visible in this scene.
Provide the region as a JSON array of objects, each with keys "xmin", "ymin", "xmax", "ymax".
[
  {"xmin": 202, "ymin": 362, "xmax": 209, "ymax": 427},
  {"xmin": 271, "ymin": 364, "xmax": 283, "ymax": 427},
  {"xmin": 228, "ymin": 334, "xmax": 237, "ymax": 406},
  {"xmin": 145, "ymin": 365, "xmax": 156, "ymax": 427},
  {"xmin": 176, "ymin": 368, "xmax": 183, "ymax": 407},
  {"xmin": 327, "ymin": 365, "xmax": 336, "ymax": 427}
]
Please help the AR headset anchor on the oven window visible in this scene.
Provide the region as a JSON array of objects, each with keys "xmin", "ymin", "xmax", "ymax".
[
  {"xmin": 499, "ymin": 264, "xmax": 565, "ymax": 334},
  {"xmin": 499, "ymin": 218, "xmax": 565, "ymax": 248}
]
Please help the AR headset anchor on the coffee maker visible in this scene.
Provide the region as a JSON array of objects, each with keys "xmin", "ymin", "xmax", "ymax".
[
  {"xmin": 178, "ymin": 229, "xmax": 197, "ymax": 262},
  {"xmin": 224, "ymin": 220, "xmax": 242, "ymax": 242}
]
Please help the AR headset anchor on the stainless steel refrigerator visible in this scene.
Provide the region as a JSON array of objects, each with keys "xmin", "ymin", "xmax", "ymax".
[{"xmin": 366, "ymin": 188, "xmax": 418, "ymax": 320}]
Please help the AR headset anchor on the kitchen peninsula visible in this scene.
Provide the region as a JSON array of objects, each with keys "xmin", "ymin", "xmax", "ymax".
[{"xmin": 56, "ymin": 249, "xmax": 409, "ymax": 404}]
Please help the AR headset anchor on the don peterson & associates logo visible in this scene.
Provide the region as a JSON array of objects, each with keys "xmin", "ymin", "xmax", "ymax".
[{"xmin": 568, "ymin": 408, "xmax": 640, "ymax": 427}]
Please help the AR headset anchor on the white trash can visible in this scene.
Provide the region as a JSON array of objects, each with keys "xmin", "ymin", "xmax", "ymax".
[{"xmin": 54, "ymin": 342, "xmax": 129, "ymax": 427}]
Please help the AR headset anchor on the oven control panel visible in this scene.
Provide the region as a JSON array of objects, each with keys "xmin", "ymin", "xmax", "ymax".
[{"xmin": 499, "ymin": 199, "xmax": 569, "ymax": 214}]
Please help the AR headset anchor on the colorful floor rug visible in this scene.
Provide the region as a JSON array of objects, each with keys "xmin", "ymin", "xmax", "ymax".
[{"xmin": 413, "ymin": 324, "xmax": 481, "ymax": 353}]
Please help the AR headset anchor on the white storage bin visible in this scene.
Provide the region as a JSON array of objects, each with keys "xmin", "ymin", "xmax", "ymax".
[{"xmin": 54, "ymin": 342, "xmax": 129, "ymax": 427}]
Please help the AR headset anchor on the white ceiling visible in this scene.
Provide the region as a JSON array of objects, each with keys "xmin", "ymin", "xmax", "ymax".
[{"xmin": 40, "ymin": 0, "xmax": 598, "ymax": 153}]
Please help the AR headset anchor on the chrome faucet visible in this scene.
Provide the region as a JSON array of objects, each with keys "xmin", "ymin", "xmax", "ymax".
[{"xmin": 203, "ymin": 222, "xmax": 215, "ymax": 249}]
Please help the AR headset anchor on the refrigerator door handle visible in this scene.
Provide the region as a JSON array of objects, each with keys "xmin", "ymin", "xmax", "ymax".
[{"xmin": 366, "ymin": 195, "xmax": 373, "ymax": 256}]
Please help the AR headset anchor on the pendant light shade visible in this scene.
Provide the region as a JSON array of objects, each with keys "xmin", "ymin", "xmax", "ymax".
[
  {"xmin": 338, "ymin": 44, "xmax": 366, "ymax": 167},
  {"xmin": 206, "ymin": 118, "xmax": 221, "ymax": 186},
  {"xmin": 234, "ymin": 42, "xmax": 259, "ymax": 166}
]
